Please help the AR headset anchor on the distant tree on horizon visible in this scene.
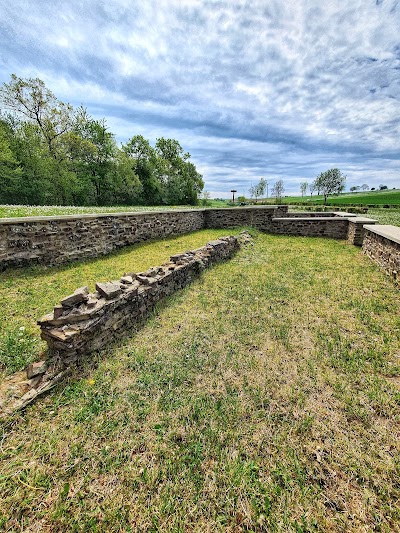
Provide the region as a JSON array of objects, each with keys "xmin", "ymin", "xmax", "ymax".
[
  {"xmin": 300, "ymin": 181, "xmax": 308, "ymax": 197},
  {"xmin": 271, "ymin": 179, "xmax": 284, "ymax": 203},
  {"xmin": 314, "ymin": 169, "xmax": 346, "ymax": 204}
]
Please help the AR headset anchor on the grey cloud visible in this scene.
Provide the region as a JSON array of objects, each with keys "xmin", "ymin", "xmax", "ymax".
[{"xmin": 0, "ymin": 0, "xmax": 399, "ymax": 195}]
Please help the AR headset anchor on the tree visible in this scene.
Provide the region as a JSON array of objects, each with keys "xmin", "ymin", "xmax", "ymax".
[
  {"xmin": 249, "ymin": 178, "xmax": 267, "ymax": 202},
  {"xmin": 361, "ymin": 184, "xmax": 369, "ymax": 191},
  {"xmin": 350, "ymin": 186, "xmax": 360, "ymax": 192},
  {"xmin": 0, "ymin": 74, "xmax": 73, "ymax": 159},
  {"xmin": 0, "ymin": 74, "xmax": 204, "ymax": 207},
  {"xmin": 379, "ymin": 184, "xmax": 388, "ymax": 190},
  {"xmin": 0, "ymin": 119, "xmax": 22, "ymax": 203},
  {"xmin": 155, "ymin": 137, "xmax": 203, "ymax": 205},
  {"xmin": 271, "ymin": 179, "xmax": 284, "ymax": 203},
  {"xmin": 309, "ymin": 180, "xmax": 316, "ymax": 197},
  {"xmin": 314, "ymin": 169, "xmax": 346, "ymax": 204},
  {"xmin": 123, "ymin": 135, "xmax": 161, "ymax": 205},
  {"xmin": 300, "ymin": 181, "xmax": 308, "ymax": 197},
  {"xmin": 200, "ymin": 191, "xmax": 211, "ymax": 206}
]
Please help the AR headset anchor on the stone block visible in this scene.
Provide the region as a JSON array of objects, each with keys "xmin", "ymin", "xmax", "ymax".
[
  {"xmin": 26, "ymin": 360, "xmax": 47, "ymax": 379},
  {"xmin": 61, "ymin": 286, "xmax": 89, "ymax": 308},
  {"xmin": 96, "ymin": 282, "xmax": 122, "ymax": 300}
]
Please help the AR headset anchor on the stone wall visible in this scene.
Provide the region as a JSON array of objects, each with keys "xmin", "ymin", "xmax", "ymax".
[
  {"xmin": 362, "ymin": 225, "xmax": 400, "ymax": 285},
  {"xmin": 0, "ymin": 207, "xmax": 288, "ymax": 270},
  {"xmin": 38, "ymin": 236, "xmax": 239, "ymax": 370},
  {"xmin": 270, "ymin": 217, "xmax": 349, "ymax": 239},
  {"xmin": 347, "ymin": 218, "xmax": 377, "ymax": 246},
  {"xmin": 204, "ymin": 205, "xmax": 288, "ymax": 230},
  {"xmin": 0, "ymin": 205, "xmax": 382, "ymax": 271},
  {"xmin": 0, "ymin": 210, "xmax": 205, "ymax": 270}
]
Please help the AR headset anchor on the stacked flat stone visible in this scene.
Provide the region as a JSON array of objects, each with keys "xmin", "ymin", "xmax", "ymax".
[{"xmin": 38, "ymin": 236, "xmax": 239, "ymax": 369}]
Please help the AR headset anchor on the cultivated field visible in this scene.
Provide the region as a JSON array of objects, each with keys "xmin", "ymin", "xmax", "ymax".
[
  {"xmin": 1, "ymin": 230, "xmax": 399, "ymax": 531},
  {"xmin": 277, "ymin": 190, "xmax": 400, "ymax": 206}
]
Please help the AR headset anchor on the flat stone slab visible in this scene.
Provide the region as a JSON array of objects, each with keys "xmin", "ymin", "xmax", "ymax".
[
  {"xmin": 96, "ymin": 282, "xmax": 122, "ymax": 300},
  {"xmin": 61, "ymin": 286, "xmax": 89, "ymax": 308},
  {"xmin": 363, "ymin": 225, "xmax": 400, "ymax": 245},
  {"xmin": 349, "ymin": 217, "xmax": 377, "ymax": 223}
]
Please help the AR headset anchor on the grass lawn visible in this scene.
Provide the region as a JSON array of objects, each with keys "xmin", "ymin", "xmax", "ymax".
[
  {"xmin": 0, "ymin": 204, "xmax": 207, "ymax": 219},
  {"xmin": 367, "ymin": 208, "xmax": 400, "ymax": 227},
  {"xmin": 1, "ymin": 230, "xmax": 400, "ymax": 531},
  {"xmin": 280, "ymin": 190, "xmax": 400, "ymax": 206},
  {"xmin": 0, "ymin": 200, "xmax": 228, "ymax": 219}
]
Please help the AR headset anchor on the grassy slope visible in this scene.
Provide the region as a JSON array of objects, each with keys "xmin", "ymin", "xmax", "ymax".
[
  {"xmin": 263, "ymin": 190, "xmax": 400, "ymax": 206},
  {"xmin": 1, "ymin": 231, "xmax": 400, "ymax": 531}
]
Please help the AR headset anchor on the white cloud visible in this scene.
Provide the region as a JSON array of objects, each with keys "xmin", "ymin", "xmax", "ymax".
[{"xmin": 0, "ymin": 0, "xmax": 399, "ymax": 195}]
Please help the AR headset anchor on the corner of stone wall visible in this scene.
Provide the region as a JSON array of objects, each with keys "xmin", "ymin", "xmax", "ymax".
[{"xmin": 346, "ymin": 217, "xmax": 377, "ymax": 246}]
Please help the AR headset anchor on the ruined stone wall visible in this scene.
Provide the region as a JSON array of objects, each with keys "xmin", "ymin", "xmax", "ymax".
[
  {"xmin": 0, "ymin": 207, "xmax": 288, "ymax": 270},
  {"xmin": 362, "ymin": 226, "xmax": 400, "ymax": 285},
  {"xmin": 204, "ymin": 205, "xmax": 288, "ymax": 230},
  {"xmin": 270, "ymin": 217, "xmax": 349, "ymax": 239},
  {"xmin": 38, "ymin": 236, "xmax": 239, "ymax": 371},
  {"xmin": 0, "ymin": 210, "xmax": 205, "ymax": 270},
  {"xmin": 0, "ymin": 206, "xmax": 381, "ymax": 271}
]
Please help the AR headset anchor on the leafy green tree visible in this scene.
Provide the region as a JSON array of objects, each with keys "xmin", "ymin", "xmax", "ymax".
[
  {"xmin": 0, "ymin": 119, "xmax": 22, "ymax": 203},
  {"xmin": 315, "ymin": 169, "xmax": 346, "ymax": 203},
  {"xmin": 123, "ymin": 135, "xmax": 162, "ymax": 205},
  {"xmin": 249, "ymin": 178, "xmax": 267, "ymax": 202},
  {"xmin": 271, "ymin": 179, "xmax": 284, "ymax": 203},
  {"xmin": 0, "ymin": 74, "xmax": 204, "ymax": 207},
  {"xmin": 0, "ymin": 74, "xmax": 74, "ymax": 160},
  {"xmin": 155, "ymin": 137, "xmax": 203, "ymax": 205}
]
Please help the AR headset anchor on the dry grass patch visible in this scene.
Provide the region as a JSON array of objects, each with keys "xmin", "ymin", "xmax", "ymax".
[{"xmin": 1, "ymin": 233, "xmax": 400, "ymax": 531}]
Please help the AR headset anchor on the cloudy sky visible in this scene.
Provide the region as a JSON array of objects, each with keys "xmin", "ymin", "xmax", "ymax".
[{"xmin": 1, "ymin": 0, "xmax": 399, "ymax": 197}]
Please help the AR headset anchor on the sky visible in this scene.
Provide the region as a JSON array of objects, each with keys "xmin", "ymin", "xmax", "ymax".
[{"xmin": 0, "ymin": 0, "xmax": 399, "ymax": 198}]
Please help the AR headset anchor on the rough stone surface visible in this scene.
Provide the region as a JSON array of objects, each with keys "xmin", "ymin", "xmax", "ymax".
[
  {"xmin": 60, "ymin": 286, "xmax": 89, "ymax": 308},
  {"xmin": 270, "ymin": 217, "xmax": 349, "ymax": 239},
  {"xmin": 0, "ymin": 209, "xmax": 206, "ymax": 270},
  {"xmin": 26, "ymin": 361, "xmax": 47, "ymax": 379},
  {"xmin": 96, "ymin": 282, "xmax": 122, "ymax": 300},
  {"xmin": 38, "ymin": 236, "xmax": 239, "ymax": 369},
  {"xmin": 362, "ymin": 226, "xmax": 400, "ymax": 285},
  {"xmin": 1, "ymin": 206, "xmax": 383, "ymax": 271},
  {"xmin": 346, "ymin": 218, "xmax": 377, "ymax": 246},
  {"xmin": 204, "ymin": 206, "xmax": 288, "ymax": 230}
]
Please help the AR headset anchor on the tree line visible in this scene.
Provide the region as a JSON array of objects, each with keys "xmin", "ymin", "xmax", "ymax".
[{"xmin": 0, "ymin": 75, "xmax": 204, "ymax": 206}]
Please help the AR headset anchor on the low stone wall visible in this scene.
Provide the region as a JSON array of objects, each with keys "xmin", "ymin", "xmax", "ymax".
[
  {"xmin": 0, "ymin": 206, "xmax": 288, "ymax": 270},
  {"xmin": 1, "ymin": 235, "xmax": 242, "ymax": 414},
  {"xmin": 284, "ymin": 212, "xmax": 337, "ymax": 218},
  {"xmin": 38, "ymin": 235, "xmax": 239, "ymax": 370},
  {"xmin": 0, "ymin": 210, "xmax": 205, "ymax": 270},
  {"xmin": 270, "ymin": 217, "xmax": 349, "ymax": 239},
  {"xmin": 0, "ymin": 205, "xmax": 382, "ymax": 271},
  {"xmin": 347, "ymin": 218, "xmax": 377, "ymax": 246},
  {"xmin": 205, "ymin": 205, "xmax": 288, "ymax": 230},
  {"xmin": 362, "ymin": 225, "xmax": 400, "ymax": 285}
]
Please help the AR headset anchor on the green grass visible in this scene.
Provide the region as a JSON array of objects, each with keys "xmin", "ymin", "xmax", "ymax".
[
  {"xmin": 258, "ymin": 190, "xmax": 400, "ymax": 206},
  {"xmin": 1, "ymin": 231, "xmax": 400, "ymax": 531},
  {"xmin": 288, "ymin": 207, "xmax": 400, "ymax": 227},
  {"xmin": 0, "ymin": 229, "xmax": 233, "ymax": 375},
  {"xmin": 0, "ymin": 202, "xmax": 230, "ymax": 219},
  {"xmin": 367, "ymin": 208, "xmax": 400, "ymax": 226}
]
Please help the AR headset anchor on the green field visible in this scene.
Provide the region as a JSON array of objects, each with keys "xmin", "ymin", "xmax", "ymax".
[
  {"xmin": 277, "ymin": 189, "xmax": 400, "ymax": 206},
  {"xmin": 1, "ymin": 230, "xmax": 400, "ymax": 531}
]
